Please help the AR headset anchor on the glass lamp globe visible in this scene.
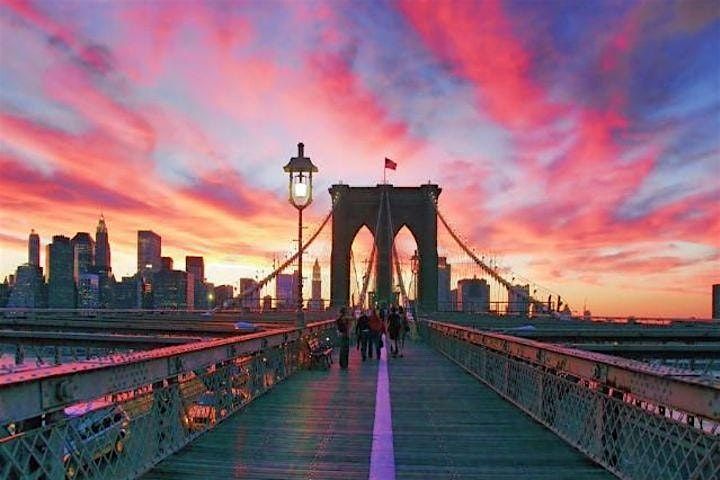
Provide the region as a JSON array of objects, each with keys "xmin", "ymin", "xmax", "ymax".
[{"xmin": 283, "ymin": 142, "xmax": 318, "ymax": 209}]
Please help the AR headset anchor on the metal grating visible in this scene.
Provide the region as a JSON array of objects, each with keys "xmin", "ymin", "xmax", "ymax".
[
  {"xmin": 421, "ymin": 320, "xmax": 720, "ymax": 480},
  {"xmin": 0, "ymin": 322, "xmax": 337, "ymax": 480}
]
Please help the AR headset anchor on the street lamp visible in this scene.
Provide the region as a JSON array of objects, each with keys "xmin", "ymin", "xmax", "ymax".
[{"xmin": 283, "ymin": 142, "xmax": 318, "ymax": 327}]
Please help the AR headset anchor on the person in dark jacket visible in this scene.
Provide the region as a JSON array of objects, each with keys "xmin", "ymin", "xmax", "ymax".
[
  {"xmin": 355, "ymin": 310, "xmax": 371, "ymax": 361},
  {"xmin": 336, "ymin": 307, "xmax": 351, "ymax": 369},
  {"xmin": 387, "ymin": 307, "xmax": 402, "ymax": 358}
]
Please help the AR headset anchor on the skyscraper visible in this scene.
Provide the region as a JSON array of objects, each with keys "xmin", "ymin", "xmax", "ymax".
[
  {"xmin": 437, "ymin": 256, "xmax": 451, "ymax": 310},
  {"xmin": 239, "ymin": 278, "xmax": 260, "ymax": 310},
  {"xmin": 713, "ymin": 284, "xmax": 719, "ymax": 320},
  {"xmin": 508, "ymin": 284, "xmax": 530, "ymax": 316},
  {"xmin": 7, "ymin": 264, "xmax": 46, "ymax": 308},
  {"xmin": 186, "ymin": 256, "xmax": 206, "ymax": 310},
  {"xmin": 213, "ymin": 284, "xmax": 235, "ymax": 309},
  {"xmin": 112, "ymin": 275, "xmax": 141, "ymax": 309},
  {"xmin": 77, "ymin": 273, "xmax": 100, "ymax": 309},
  {"xmin": 275, "ymin": 272, "xmax": 296, "ymax": 309},
  {"xmin": 47, "ymin": 235, "xmax": 74, "ymax": 308},
  {"xmin": 28, "ymin": 229, "xmax": 40, "ymax": 267},
  {"xmin": 161, "ymin": 256, "xmax": 174, "ymax": 271},
  {"xmin": 138, "ymin": 230, "xmax": 161, "ymax": 274},
  {"xmin": 309, "ymin": 259, "xmax": 324, "ymax": 311},
  {"xmin": 153, "ymin": 269, "xmax": 194, "ymax": 309},
  {"xmin": 71, "ymin": 232, "xmax": 95, "ymax": 283},
  {"xmin": 457, "ymin": 277, "xmax": 490, "ymax": 313},
  {"xmin": 185, "ymin": 256, "xmax": 204, "ymax": 283},
  {"xmin": 95, "ymin": 215, "xmax": 111, "ymax": 272}
]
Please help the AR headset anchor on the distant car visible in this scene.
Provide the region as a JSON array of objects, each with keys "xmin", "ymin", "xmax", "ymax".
[
  {"xmin": 63, "ymin": 401, "xmax": 130, "ymax": 478},
  {"xmin": 233, "ymin": 321, "xmax": 259, "ymax": 333},
  {"xmin": 184, "ymin": 391, "xmax": 228, "ymax": 432}
]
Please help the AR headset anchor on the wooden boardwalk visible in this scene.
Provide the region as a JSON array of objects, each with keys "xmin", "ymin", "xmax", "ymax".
[{"xmin": 143, "ymin": 340, "xmax": 613, "ymax": 479}]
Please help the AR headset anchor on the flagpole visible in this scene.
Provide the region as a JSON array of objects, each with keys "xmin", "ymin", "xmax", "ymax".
[{"xmin": 383, "ymin": 166, "xmax": 386, "ymax": 184}]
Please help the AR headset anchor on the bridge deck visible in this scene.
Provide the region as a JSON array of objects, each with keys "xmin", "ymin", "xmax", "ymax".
[{"xmin": 143, "ymin": 340, "xmax": 613, "ymax": 479}]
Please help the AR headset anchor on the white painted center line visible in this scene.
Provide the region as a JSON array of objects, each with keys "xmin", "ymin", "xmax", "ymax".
[{"xmin": 369, "ymin": 335, "xmax": 395, "ymax": 480}]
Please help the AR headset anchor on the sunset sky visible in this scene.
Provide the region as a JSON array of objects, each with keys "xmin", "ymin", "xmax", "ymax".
[{"xmin": 0, "ymin": 0, "xmax": 718, "ymax": 317}]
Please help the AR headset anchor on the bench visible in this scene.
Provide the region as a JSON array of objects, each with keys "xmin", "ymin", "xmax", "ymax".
[{"xmin": 307, "ymin": 336, "xmax": 333, "ymax": 369}]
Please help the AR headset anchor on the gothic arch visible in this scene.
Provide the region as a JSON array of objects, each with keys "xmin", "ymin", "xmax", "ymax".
[{"xmin": 329, "ymin": 184, "xmax": 441, "ymax": 310}]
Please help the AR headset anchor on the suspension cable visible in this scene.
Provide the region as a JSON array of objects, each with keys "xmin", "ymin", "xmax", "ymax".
[
  {"xmin": 428, "ymin": 191, "xmax": 551, "ymax": 312},
  {"xmin": 384, "ymin": 190, "xmax": 408, "ymax": 304},
  {"xmin": 358, "ymin": 188, "xmax": 386, "ymax": 307},
  {"xmin": 236, "ymin": 193, "xmax": 339, "ymax": 303}
]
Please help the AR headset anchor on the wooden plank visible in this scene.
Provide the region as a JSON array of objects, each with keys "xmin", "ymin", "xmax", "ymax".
[
  {"xmin": 145, "ymin": 339, "xmax": 615, "ymax": 479},
  {"xmin": 388, "ymin": 341, "xmax": 614, "ymax": 479},
  {"xmin": 143, "ymin": 345, "xmax": 378, "ymax": 479}
]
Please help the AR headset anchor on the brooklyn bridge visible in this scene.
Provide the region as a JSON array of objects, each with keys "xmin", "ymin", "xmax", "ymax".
[{"xmin": 1, "ymin": 177, "xmax": 718, "ymax": 480}]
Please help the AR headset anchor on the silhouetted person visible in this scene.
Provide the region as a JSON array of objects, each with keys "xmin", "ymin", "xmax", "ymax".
[
  {"xmin": 398, "ymin": 306, "xmax": 409, "ymax": 357},
  {"xmin": 368, "ymin": 308, "xmax": 385, "ymax": 360},
  {"xmin": 388, "ymin": 307, "xmax": 403, "ymax": 358},
  {"xmin": 355, "ymin": 310, "xmax": 371, "ymax": 361},
  {"xmin": 336, "ymin": 307, "xmax": 351, "ymax": 369}
]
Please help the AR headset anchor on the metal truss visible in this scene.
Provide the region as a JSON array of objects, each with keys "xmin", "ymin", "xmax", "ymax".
[
  {"xmin": 0, "ymin": 320, "xmax": 337, "ymax": 480},
  {"xmin": 421, "ymin": 320, "xmax": 720, "ymax": 480}
]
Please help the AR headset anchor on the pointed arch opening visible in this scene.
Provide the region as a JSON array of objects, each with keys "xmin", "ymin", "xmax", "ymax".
[
  {"xmin": 393, "ymin": 224, "xmax": 419, "ymax": 307},
  {"xmin": 349, "ymin": 225, "xmax": 375, "ymax": 309}
]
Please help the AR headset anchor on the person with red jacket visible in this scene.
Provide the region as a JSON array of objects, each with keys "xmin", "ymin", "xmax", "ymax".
[{"xmin": 368, "ymin": 308, "xmax": 385, "ymax": 360}]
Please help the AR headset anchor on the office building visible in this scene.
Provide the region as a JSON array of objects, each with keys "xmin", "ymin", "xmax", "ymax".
[
  {"xmin": 457, "ymin": 277, "xmax": 490, "ymax": 313},
  {"xmin": 438, "ymin": 256, "xmax": 451, "ymax": 310},
  {"xmin": 95, "ymin": 215, "xmax": 111, "ymax": 272},
  {"xmin": 112, "ymin": 275, "xmax": 141, "ymax": 309},
  {"xmin": 185, "ymin": 257, "xmax": 204, "ymax": 283},
  {"xmin": 508, "ymin": 284, "xmax": 531, "ymax": 316},
  {"xmin": 309, "ymin": 259, "xmax": 324, "ymax": 311},
  {"xmin": 138, "ymin": 230, "xmax": 161, "ymax": 274},
  {"xmin": 71, "ymin": 232, "xmax": 95, "ymax": 283},
  {"xmin": 214, "ymin": 284, "xmax": 235, "ymax": 309},
  {"xmin": 161, "ymin": 256, "xmax": 174, "ymax": 271},
  {"xmin": 77, "ymin": 273, "xmax": 100, "ymax": 309},
  {"xmin": 0, "ymin": 278, "xmax": 9, "ymax": 307},
  {"xmin": 275, "ymin": 272, "xmax": 297, "ymax": 309},
  {"xmin": 186, "ymin": 256, "xmax": 206, "ymax": 309},
  {"xmin": 46, "ymin": 235, "xmax": 74, "ymax": 308},
  {"xmin": 28, "ymin": 229, "xmax": 40, "ymax": 267},
  {"xmin": 7, "ymin": 265, "xmax": 46, "ymax": 308},
  {"xmin": 153, "ymin": 269, "xmax": 194, "ymax": 309},
  {"xmin": 239, "ymin": 278, "xmax": 260, "ymax": 310},
  {"xmin": 713, "ymin": 284, "xmax": 720, "ymax": 320}
]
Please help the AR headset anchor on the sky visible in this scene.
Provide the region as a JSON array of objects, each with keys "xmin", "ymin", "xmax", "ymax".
[{"xmin": 0, "ymin": 0, "xmax": 718, "ymax": 318}]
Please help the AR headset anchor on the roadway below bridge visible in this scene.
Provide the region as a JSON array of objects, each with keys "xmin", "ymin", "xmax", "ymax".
[{"xmin": 144, "ymin": 340, "xmax": 612, "ymax": 479}]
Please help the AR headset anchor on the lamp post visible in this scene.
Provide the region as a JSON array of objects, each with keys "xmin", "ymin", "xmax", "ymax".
[{"xmin": 283, "ymin": 142, "xmax": 318, "ymax": 327}]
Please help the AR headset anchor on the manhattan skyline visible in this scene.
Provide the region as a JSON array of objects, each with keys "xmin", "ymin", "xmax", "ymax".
[{"xmin": 1, "ymin": 1, "xmax": 718, "ymax": 317}]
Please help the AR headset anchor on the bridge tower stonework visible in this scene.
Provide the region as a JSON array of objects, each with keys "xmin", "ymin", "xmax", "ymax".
[{"xmin": 329, "ymin": 184, "xmax": 441, "ymax": 311}]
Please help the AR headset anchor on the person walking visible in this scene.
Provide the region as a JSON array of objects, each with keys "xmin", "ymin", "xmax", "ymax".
[
  {"xmin": 355, "ymin": 309, "xmax": 371, "ymax": 361},
  {"xmin": 387, "ymin": 307, "xmax": 402, "ymax": 358},
  {"xmin": 336, "ymin": 307, "xmax": 351, "ymax": 369},
  {"xmin": 368, "ymin": 308, "xmax": 385, "ymax": 360},
  {"xmin": 397, "ymin": 306, "xmax": 409, "ymax": 357}
]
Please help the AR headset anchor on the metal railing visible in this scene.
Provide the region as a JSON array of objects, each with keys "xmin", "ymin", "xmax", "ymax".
[
  {"xmin": 0, "ymin": 320, "xmax": 337, "ymax": 480},
  {"xmin": 420, "ymin": 319, "xmax": 720, "ymax": 480}
]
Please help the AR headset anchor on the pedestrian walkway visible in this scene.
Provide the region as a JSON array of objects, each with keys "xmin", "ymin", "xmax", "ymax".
[
  {"xmin": 388, "ymin": 341, "xmax": 613, "ymax": 479},
  {"xmin": 143, "ymin": 340, "xmax": 613, "ymax": 479}
]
